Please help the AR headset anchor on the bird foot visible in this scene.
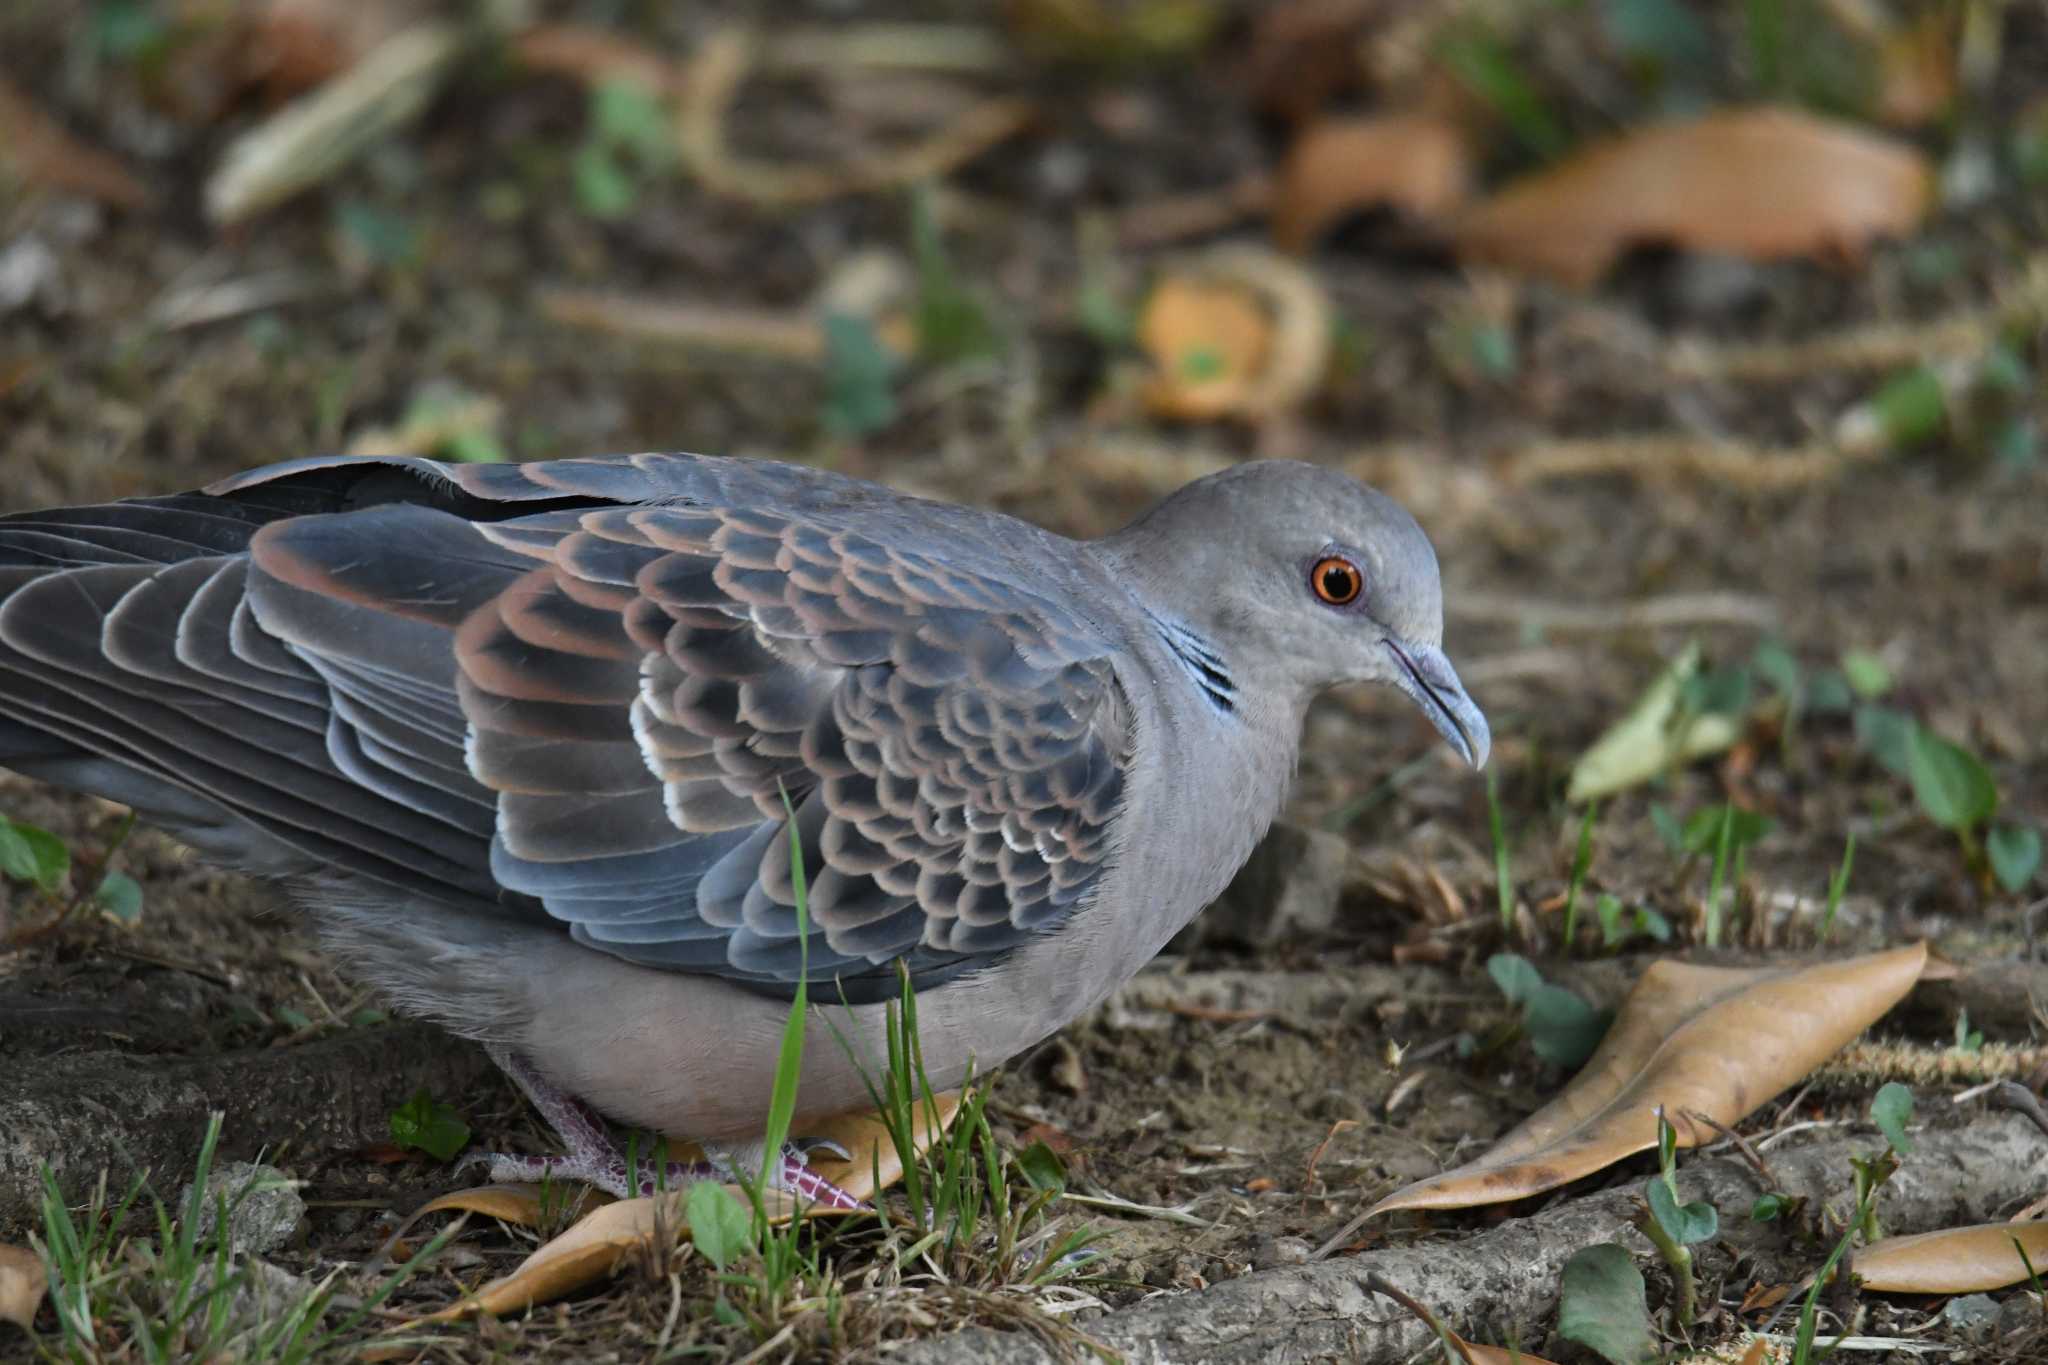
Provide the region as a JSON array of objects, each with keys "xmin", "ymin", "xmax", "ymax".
[
  {"xmin": 463, "ymin": 1146, "xmax": 721, "ymax": 1199},
  {"xmin": 475, "ymin": 1044, "xmax": 866, "ymax": 1209}
]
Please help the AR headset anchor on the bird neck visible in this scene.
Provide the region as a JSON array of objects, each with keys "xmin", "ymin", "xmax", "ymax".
[{"xmin": 1121, "ymin": 613, "xmax": 1306, "ymax": 932}]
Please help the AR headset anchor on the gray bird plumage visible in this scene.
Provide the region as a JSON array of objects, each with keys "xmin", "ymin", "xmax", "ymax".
[{"xmin": 0, "ymin": 452, "xmax": 1485, "ymax": 1163}]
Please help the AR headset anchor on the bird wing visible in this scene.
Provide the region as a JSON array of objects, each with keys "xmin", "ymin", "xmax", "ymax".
[{"xmin": 0, "ymin": 454, "xmax": 1132, "ymax": 1000}]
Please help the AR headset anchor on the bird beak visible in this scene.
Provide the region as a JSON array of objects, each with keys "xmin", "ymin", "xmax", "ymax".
[{"xmin": 1383, "ymin": 639, "xmax": 1490, "ymax": 770}]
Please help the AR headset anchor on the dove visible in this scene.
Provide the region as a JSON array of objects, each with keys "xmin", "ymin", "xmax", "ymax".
[{"xmin": 0, "ymin": 453, "xmax": 1486, "ymax": 1205}]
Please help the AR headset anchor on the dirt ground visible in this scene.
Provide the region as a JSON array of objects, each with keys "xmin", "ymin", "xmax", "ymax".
[{"xmin": 2, "ymin": 1, "xmax": 2047, "ymax": 1360}]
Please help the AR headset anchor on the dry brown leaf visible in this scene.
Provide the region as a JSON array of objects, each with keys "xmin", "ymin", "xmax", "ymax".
[
  {"xmin": 0, "ymin": 1243, "xmax": 46, "ymax": 1332},
  {"xmin": 1452, "ymin": 107, "xmax": 1932, "ymax": 286},
  {"xmin": 0, "ymin": 76, "xmax": 151, "ymax": 209},
  {"xmin": 416, "ymin": 1091, "xmax": 961, "ymax": 1319},
  {"xmin": 413, "ymin": 1182, "xmax": 585, "ymax": 1226},
  {"xmin": 1360, "ymin": 944, "xmax": 1927, "ymax": 1221},
  {"xmin": 1855, "ymin": 1221, "xmax": 2048, "ymax": 1294},
  {"xmin": 1272, "ymin": 112, "xmax": 1472, "ymax": 252},
  {"xmin": 421, "ymin": 1188, "xmax": 810, "ymax": 1319}
]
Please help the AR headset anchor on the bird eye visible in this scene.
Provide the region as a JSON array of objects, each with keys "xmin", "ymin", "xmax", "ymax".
[{"xmin": 1311, "ymin": 556, "xmax": 1363, "ymax": 606}]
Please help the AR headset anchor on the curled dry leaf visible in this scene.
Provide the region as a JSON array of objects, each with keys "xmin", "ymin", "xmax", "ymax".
[
  {"xmin": 418, "ymin": 1188, "xmax": 810, "ymax": 1319},
  {"xmin": 1452, "ymin": 107, "xmax": 1933, "ymax": 286},
  {"xmin": 1139, "ymin": 246, "xmax": 1331, "ymax": 420},
  {"xmin": 1855, "ymin": 1221, "xmax": 2048, "ymax": 1294},
  {"xmin": 413, "ymin": 1091, "xmax": 961, "ymax": 1319},
  {"xmin": 1340, "ymin": 944, "xmax": 1927, "ymax": 1229},
  {"xmin": 1272, "ymin": 112, "xmax": 1472, "ymax": 253},
  {"xmin": 0, "ymin": 1243, "xmax": 46, "ymax": 1331},
  {"xmin": 678, "ymin": 28, "xmax": 1033, "ymax": 207}
]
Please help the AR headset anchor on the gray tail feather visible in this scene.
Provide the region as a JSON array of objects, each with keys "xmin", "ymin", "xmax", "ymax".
[{"xmin": 0, "ymin": 491, "xmax": 313, "ymax": 870}]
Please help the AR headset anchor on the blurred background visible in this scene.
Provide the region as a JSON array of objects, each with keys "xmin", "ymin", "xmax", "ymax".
[{"xmin": 0, "ymin": 0, "xmax": 2045, "ymax": 1352}]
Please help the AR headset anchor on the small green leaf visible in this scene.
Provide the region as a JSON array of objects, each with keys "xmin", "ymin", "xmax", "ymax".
[
  {"xmin": 1015, "ymin": 1140, "xmax": 1068, "ymax": 1194},
  {"xmin": 571, "ymin": 144, "xmax": 636, "ymax": 220},
  {"xmin": 1680, "ymin": 803, "xmax": 1772, "ymax": 855},
  {"xmin": 1649, "ymin": 803, "xmax": 1685, "ymax": 853},
  {"xmin": 96, "ymin": 0, "xmax": 171, "ymax": 62},
  {"xmin": 1992, "ymin": 417, "xmax": 2039, "ymax": 471},
  {"xmin": 1076, "ymin": 280, "xmax": 1134, "ymax": 349},
  {"xmin": 1678, "ymin": 664, "xmax": 1752, "ymax": 719},
  {"xmin": 911, "ymin": 187, "xmax": 1000, "ymax": 365},
  {"xmin": 1557, "ymin": 1243, "xmax": 1657, "ymax": 1365},
  {"xmin": 275, "ymin": 1006, "xmax": 313, "ymax": 1030},
  {"xmin": 333, "ymin": 200, "xmax": 420, "ymax": 269},
  {"xmin": 591, "ymin": 79, "xmax": 671, "ymax": 164},
  {"xmin": 1907, "ymin": 728, "xmax": 1998, "ymax": 833},
  {"xmin": 1803, "ymin": 668, "xmax": 1853, "ymax": 713},
  {"xmin": 1989, "ymin": 826, "xmax": 2041, "ymax": 893},
  {"xmin": 92, "ymin": 871, "xmax": 144, "ymax": 922},
  {"xmin": 1486, "ymin": 952, "xmax": 1544, "ymax": 1005},
  {"xmin": 1645, "ymin": 1177, "xmax": 1718, "ymax": 1245},
  {"xmin": 1840, "ymin": 650, "xmax": 1894, "ymax": 699},
  {"xmin": 1523, "ymin": 985, "xmax": 1610, "ymax": 1068},
  {"xmin": 444, "ymin": 428, "xmax": 508, "ymax": 464},
  {"xmin": 1596, "ymin": 892, "xmax": 1627, "ymax": 947},
  {"xmin": 1436, "ymin": 25, "xmax": 1568, "ymax": 159},
  {"xmin": 1870, "ymin": 365, "xmax": 1947, "ymax": 447},
  {"xmin": 1870, "ymin": 1082, "xmax": 1915, "ymax": 1155},
  {"xmin": 0, "ymin": 820, "xmax": 70, "ymax": 893},
  {"xmin": 1751, "ymin": 639, "xmax": 1800, "ymax": 701},
  {"xmin": 1600, "ymin": 0, "xmax": 1712, "ymax": 73},
  {"xmin": 1751, "ymin": 1192, "xmax": 1791, "ymax": 1222},
  {"xmin": 389, "ymin": 1088, "xmax": 472, "ymax": 1162},
  {"xmin": 1634, "ymin": 905, "xmax": 1673, "ymax": 943},
  {"xmin": 349, "ymin": 1006, "xmax": 390, "ymax": 1027},
  {"xmin": 687, "ymin": 1181, "xmax": 755, "ymax": 1270},
  {"xmin": 1854, "ymin": 704, "xmax": 1917, "ymax": 778},
  {"xmin": 820, "ymin": 313, "xmax": 900, "ymax": 438}
]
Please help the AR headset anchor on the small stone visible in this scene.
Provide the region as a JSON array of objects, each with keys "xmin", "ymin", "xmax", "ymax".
[
  {"xmin": 1252, "ymin": 1235, "xmax": 1312, "ymax": 1269},
  {"xmin": 1998, "ymin": 1291, "xmax": 2043, "ymax": 1338},
  {"xmin": 183, "ymin": 1162, "xmax": 305, "ymax": 1256},
  {"xmin": 193, "ymin": 1255, "xmax": 320, "ymax": 1324},
  {"xmin": 1944, "ymin": 1292, "xmax": 2002, "ymax": 1341},
  {"xmin": 0, "ymin": 239, "xmax": 63, "ymax": 315}
]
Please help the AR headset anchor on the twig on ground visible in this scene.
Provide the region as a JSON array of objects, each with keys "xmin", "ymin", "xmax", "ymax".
[
  {"xmin": 677, "ymin": 28, "xmax": 1033, "ymax": 206},
  {"xmin": 1452, "ymin": 590, "xmax": 1779, "ymax": 634}
]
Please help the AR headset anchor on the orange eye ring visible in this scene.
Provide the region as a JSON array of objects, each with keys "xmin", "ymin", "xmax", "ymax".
[{"xmin": 1311, "ymin": 556, "xmax": 1362, "ymax": 606}]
